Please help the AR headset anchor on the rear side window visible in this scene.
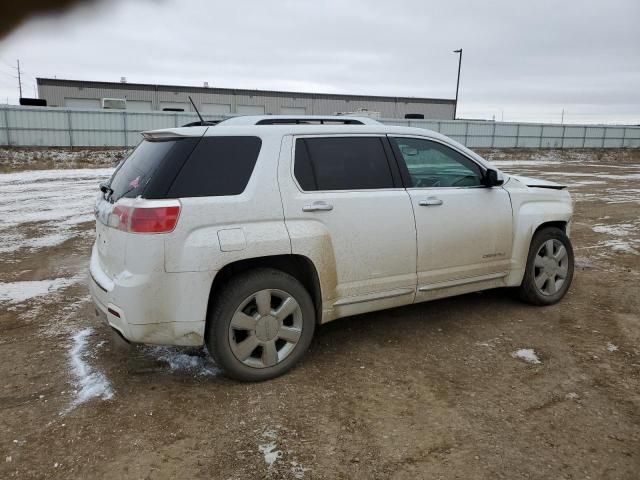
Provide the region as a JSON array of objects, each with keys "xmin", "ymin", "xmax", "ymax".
[
  {"xmin": 294, "ymin": 137, "xmax": 393, "ymax": 191},
  {"xmin": 167, "ymin": 136, "xmax": 262, "ymax": 197},
  {"xmin": 108, "ymin": 138, "xmax": 198, "ymax": 201}
]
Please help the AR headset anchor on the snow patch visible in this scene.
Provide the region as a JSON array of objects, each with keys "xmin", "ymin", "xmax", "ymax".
[
  {"xmin": 592, "ymin": 221, "xmax": 640, "ymax": 255},
  {"xmin": 600, "ymin": 239, "xmax": 639, "ymax": 255},
  {"xmin": 65, "ymin": 328, "xmax": 114, "ymax": 412},
  {"xmin": 593, "ymin": 223, "xmax": 637, "ymax": 237},
  {"xmin": 0, "ymin": 276, "xmax": 81, "ymax": 304},
  {"xmin": 144, "ymin": 346, "xmax": 219, "ymax": 376},
  {"xmin": 258, "ymin": 429, "xmax": 282, "ymax": 467},
  {"xmin": 606, "ymin": 342, "xmax": 619, "ymax": 352},
  {"xmin": 512, "ymin": 348, "xmax": 541, "ymax": 364},
  {"xmin": 0, "ymin": 168, "xmax": 112, "ymax": 254}
]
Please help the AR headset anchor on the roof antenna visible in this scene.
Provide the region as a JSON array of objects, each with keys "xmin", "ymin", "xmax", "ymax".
[{"xmin": 188, "ymin": 96, "xmax": 205, "ymax": 125}]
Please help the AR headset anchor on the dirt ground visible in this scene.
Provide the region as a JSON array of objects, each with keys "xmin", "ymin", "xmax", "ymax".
[{"xmin": 1, "ymin": 148, "xmax": 639, "ymax": 479}]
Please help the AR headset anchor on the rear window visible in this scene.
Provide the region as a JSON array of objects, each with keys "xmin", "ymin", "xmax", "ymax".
[
  {"xmin": 167, "ymin": 136, "xmax": 262, "ymax": 197},
  {"xmin": 108, "ymin": 138, "xmax": 198, "ymax": 201},
  {"xmin": 294, "ymin": 137, "xmax": 394, "ymax": 191}
]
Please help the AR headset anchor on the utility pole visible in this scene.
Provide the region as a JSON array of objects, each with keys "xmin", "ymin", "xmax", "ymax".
[
  {"xmin": 453, "ymin": 49, "xmax": 463, "ymax": 120},
  {"xmin": 17, "ymin": 59, "xmax": 23, "ymax": 99},
  {"xmin": 561, "ymin": 108, "xmax": 565, "ymax": 124}
]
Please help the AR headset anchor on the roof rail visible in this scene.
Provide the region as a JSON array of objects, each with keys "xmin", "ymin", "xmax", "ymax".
[
  {"xmin": 216, "ymin": 115, "xmax": 381, "ymax": 126},
  {"xmin": 255, "ymin": 118, "xmax": 364, "ymax": 125}
]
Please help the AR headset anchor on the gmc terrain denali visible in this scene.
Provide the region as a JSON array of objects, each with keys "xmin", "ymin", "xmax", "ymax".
[{"xmin": 91, "ymin": 115, "xmax": 574, "ymax": 381}]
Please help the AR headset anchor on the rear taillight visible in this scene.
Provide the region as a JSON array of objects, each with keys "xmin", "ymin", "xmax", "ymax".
[{"xmin": 111, "ymin": 201, "xmax": 181, "ymax": 234}]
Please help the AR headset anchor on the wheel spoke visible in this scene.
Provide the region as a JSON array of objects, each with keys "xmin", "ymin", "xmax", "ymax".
[
  {"xmin": 544, "ymin": 240, "xmax": 555, "ymax": 257},
  {"xmin": 534, "ymin": 255, "xmax": 545, "ymax": 268},
  {"xmin": 557, "ymin": 262, "xmax": 569, "ymax": 279},
  {"xmin": 535, "ymin": 272, "xmax": 548, "ymax": 290},
  {"xmin": 231, "ymin": 311, "xmax": 256, "ymax": 330},
  {"xmin": 274, "ymin": 296, "xmax": 298, "ymax": 321},
  {"xmin": 278, "ymin": 326, "xmax": 302, "ymax": 343},
  {"xmin": 546, "ymin": 276, "xmax": 558, "ymax": 294},
  {"xmin": 262, "ymin": 340, "xmax": 278, "ymax": 367},
  {"xmin": 553, "ymin": 245, "xmax": 567, "ymax": 262},
  {"xmin": 255, "ymin": 290, "xmax": 272, "ymax": 316},
  {"xmin": 234, "ymin": 335, "xmax": 259, "ymax": 360}
]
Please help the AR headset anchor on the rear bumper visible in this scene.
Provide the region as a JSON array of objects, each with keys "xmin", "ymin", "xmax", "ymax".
[{"xmin": 89, "ymin": 244, "xmax": 215, "ymax": 347}]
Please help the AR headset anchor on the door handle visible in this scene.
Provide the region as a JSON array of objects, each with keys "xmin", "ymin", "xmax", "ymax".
[
  {"xmin": 419, "ymin": 197, "xmax": 444, "ymax": 206},
  {"xmin": 302, "ymin": 201, "xmax": 334, "ymax": 212}
]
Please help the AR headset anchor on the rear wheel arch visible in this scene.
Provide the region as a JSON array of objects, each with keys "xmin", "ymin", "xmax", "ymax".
[{"xmin": 205, "ymin": 254, "xmax": 322, "ymax": 339}]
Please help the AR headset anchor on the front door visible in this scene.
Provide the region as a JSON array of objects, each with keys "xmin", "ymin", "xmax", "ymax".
[{"xmin": 389, "ymin": 136, "xmax": 513, "ymax": 294}]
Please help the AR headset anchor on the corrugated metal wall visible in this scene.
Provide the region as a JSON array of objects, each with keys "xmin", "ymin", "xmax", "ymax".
[
  {"xmin": 37, "ymin": 82, "xmax": 456, "ymax": 119},
  {"xmin": 379, "ymin": 119, "xmax": 640, "ymax": 148},
  {"xmin": 1, "ymin": 105, "xmax": 639, "ymax": 148}
]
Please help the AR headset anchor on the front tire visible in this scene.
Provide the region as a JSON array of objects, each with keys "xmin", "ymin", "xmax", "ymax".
[
  {"xmin": 207, "ymin": 268, "xmax": 315, "ymax": 381},
  {"xmin": 517, "ymin": 227, "xmax": 574, "ymax": 305}
]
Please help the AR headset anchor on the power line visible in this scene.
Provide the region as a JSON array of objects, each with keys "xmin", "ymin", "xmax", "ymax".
[
  {"xmin": 0, "ymin": 70, "xmax": 19, "ymax": 79},
  {"xmin": 0, "ymin": 57, "xmax": 17, "ymax": 69}
]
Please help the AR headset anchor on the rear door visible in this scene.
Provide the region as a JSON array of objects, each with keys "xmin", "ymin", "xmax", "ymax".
[
  {"xmin": 279, "ymin": 135, "xmax": 417, "ymax": 310},
  {"xmin": 389, "ymin": 136, "xmax": 513, "ymax": 294}
]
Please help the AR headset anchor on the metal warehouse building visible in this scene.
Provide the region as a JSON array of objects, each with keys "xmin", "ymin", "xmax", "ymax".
[{"xmin": 36, "ymin": 78, "xmax": 455, "ymax": 119}]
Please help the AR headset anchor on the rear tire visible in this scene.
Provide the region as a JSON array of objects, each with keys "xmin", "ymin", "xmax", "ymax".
[
  {"xmin": 207, "ymin": 268, "xmax": 315, "ymax": 381},
  {"xmin": 517, "ymin": 227, "xmax": 574, "ymax": 305}
]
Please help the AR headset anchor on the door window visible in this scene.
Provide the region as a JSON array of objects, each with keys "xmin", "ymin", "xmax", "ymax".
[
  {"xmin": 392, "ymin": 137, "xmax": 483, "ymax": 188},
  {"xmin": 294, "ymin": 137, "xmax": 394, "ymax": 191}
]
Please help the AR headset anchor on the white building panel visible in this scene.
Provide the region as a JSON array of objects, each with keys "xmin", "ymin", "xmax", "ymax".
[
  {"xmin": 280, "ymin": 106, "xmax": 306, "ymax": 115},
  {"xmin": 126, "ymin": 100, "xmax": 153, "ymax": 111},
  {"xmin": 201, "ymin": 103, "xmax": 231, "ymax": 115},
  {"xmin": 237, "ymin": 105, "xmax": 265, "ymax": 115},
  {"xmin": 64, "ymin": 98, "xmax": 100, "ymax": 109}
]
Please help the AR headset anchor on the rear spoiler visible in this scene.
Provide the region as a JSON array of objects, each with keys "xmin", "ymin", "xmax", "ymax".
[{"xmin": 141, "ymin": 129, "xmax": 206, "ymax": 141}]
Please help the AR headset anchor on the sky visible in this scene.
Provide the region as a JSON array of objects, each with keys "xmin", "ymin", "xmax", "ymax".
[{"xmin": 0, "ymin": 0, "xmax": 638, "ymax": 124}]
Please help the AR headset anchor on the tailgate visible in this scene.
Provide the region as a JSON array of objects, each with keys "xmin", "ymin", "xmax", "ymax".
[{"xmin": 95, "ymin": 197, "xmax": 128, "ymax": 279}]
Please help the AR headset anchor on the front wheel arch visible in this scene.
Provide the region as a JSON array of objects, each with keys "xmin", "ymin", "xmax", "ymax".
[
  {"xmin": 517, "ymin": 226, "xmax": 574, "ymax": 305},
  {"xmin": 533, "ymin": 220, "xmax": 568, "ymax": 236}
]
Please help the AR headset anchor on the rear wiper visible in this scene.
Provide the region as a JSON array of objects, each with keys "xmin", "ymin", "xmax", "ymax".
[{"xmin": 99, "ymin": 182, "xmax": 114, "ymax": 198}]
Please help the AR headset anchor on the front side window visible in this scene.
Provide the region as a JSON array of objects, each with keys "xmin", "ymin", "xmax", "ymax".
[
  {"xmin": 391, "ymin": 137, "xmax": 483, "ymax": 188},
  {"xmin": 294, "ymin": 137, "xmax": 394, "ymax": 191}
]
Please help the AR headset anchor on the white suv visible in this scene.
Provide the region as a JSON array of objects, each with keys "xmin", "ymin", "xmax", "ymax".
[{"xmin": 91, "ymin": 116, "xmax": 574, "ymax": 381}]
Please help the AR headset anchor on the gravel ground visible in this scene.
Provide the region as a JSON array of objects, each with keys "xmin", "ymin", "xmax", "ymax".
[{"xmin": 0, "ymin": 148, "xmax": 639, "ymax": 479}]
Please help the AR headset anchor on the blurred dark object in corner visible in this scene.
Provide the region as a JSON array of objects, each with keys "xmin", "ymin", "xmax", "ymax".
[{"xmin": 2, "ymin": 1, "xmax": 97, "ymax": 39}]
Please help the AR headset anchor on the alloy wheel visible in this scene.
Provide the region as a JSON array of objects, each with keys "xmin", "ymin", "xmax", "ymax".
[
  {"xmin": 228, "ymin": 289, "xmax": 303, "ymax": 368},
  {"xmin": 533, "ymin": 239, "xmax": 569, "ymax": 296}
]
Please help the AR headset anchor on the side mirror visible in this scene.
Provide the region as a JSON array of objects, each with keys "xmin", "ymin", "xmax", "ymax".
[
  {"xmin": 400, "ymin": 146, "xmax": 418, "ymax": 156},
  {"xmin": 484, "ymin": 168, "xmax": 504, "ymax": 187}
]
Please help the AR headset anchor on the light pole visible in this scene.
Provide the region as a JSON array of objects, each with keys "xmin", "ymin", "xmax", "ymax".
[{"xmin": 453, "ymin": 49, "xmax": 463, "ymax": 120}]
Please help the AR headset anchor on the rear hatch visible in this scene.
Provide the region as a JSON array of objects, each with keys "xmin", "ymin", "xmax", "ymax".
[{"xmin": 94, "ymin": 134, "xmax": 201, "ymax": 280}]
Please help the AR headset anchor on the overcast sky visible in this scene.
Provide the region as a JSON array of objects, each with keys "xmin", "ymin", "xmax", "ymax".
[{"xmin": 0, "ymin": 0, "xmax": 638, "ymax": 124}]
